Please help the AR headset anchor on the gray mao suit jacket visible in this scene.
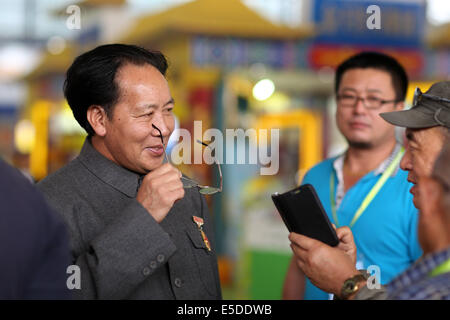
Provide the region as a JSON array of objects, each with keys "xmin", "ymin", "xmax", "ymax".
[{"xmin": 37, "ymin": 138, "xmax": 222, "ymax": 300}]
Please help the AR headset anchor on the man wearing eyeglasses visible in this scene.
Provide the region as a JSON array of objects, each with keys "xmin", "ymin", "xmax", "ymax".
[
  {"xmin": 288, "ymin": 82, "xmax": 450, "ymax": 299},
  {"xmin": 283, "ymin": 52, "xmax": 422, "ymax": 300},
  {"xmin": 37, "ymin": 44, "xmax": 222, "ymax": 299}
]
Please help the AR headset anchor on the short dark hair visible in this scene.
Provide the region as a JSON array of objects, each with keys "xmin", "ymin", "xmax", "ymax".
[
  {"xmin": 64, "ymin": 44, "xmax": 168, "ymax": 136},
  {"xmin": 335, "ymin": 52, "xmax": 408, "ymax": 101}
]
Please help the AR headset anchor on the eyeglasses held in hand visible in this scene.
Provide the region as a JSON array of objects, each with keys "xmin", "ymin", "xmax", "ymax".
[{"xmin": 152, "ymin": 124, "xmax": 222, "ymax": 195}]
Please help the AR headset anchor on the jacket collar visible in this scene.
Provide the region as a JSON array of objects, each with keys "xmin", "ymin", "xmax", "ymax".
[{"xmin": 78, "ymin": 138, "xmax": 141, "ymax": 198}]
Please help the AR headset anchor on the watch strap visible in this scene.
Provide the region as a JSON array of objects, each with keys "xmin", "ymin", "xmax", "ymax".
[{"xmin": 340, "ymin": 273, "xmax": 368, "ymax": 299}]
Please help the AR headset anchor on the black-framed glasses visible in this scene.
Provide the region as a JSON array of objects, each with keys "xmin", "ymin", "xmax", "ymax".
[
  {"xmin": 152, "ymin": 124, "xmax": 222, "ymax": 195},
  {"xmin": 336, "ymin": 93, "xmax": 400, "ymax": 110},
  {"xmin": 412, "ymin": 87, "xmax": 450, "ymax": 108}
]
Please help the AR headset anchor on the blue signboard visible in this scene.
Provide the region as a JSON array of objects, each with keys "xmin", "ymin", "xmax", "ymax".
[
  {"xmin": 191, "ymin": 36, "xmax": 310, "ymax": 70},
  {"xmin": 0, "ymin": 104, "xmax": 16, "ymax": 117},
  {"xmin": 312, "ymin": 0, "xmax": 426, "ymax": 48},
  {"xmin": 77, "ymin": 25, "xmax": 100, "ymax": 45}
]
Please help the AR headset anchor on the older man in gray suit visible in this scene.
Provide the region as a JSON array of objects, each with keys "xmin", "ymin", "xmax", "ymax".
[{"xmin": 37, "ymin": 44, "xmax": 222, "ymax": 300}]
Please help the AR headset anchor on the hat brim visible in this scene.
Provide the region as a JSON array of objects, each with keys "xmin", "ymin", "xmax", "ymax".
[{"xmin": 380, "ymin": 108, "xmax": 439, "ymax": 129}]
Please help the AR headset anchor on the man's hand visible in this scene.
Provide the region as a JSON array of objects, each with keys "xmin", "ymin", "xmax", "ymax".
[
  {"xmin": 334, "ymin": 225, "xmax": 357, "ymax": 265},
  {"xmin": 288, "ymin": 232, "xmax": 359, "ymax": 297},
  {"xmin": 136, "ymin": 163, "xmax": 185, "ymax": 223}
]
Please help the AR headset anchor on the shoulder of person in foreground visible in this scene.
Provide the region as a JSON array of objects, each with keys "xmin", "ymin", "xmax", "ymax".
[{"xmin": 0, "ymin": 159, "xmax": 71, "ymax": 299}]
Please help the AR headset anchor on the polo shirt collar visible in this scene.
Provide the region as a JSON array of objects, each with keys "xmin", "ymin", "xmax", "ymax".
[
  {"xmin": 332, "ymin": 143, "xmax": 403, "ymax": 209},
  {"xmin": 333, "ymin": 142, "xmax": 402, "ymax": 179},
  {"xmin": 373, "ymin": 143, "xmax": 402, "ymax": 176},
  {"xmin": 78, "ymin": 138, "xmax": 141, "ymax": 198}
]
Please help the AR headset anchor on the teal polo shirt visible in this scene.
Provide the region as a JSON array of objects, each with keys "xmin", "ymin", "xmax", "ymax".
[{"xmin": 301, "ymin": 152, "xmax": 423, "ymax": 300}]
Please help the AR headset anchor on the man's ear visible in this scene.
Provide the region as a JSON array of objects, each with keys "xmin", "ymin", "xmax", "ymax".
[
  {"xmin": 418, "ymin": 176, "xmax": 443, "ymax": 218},
  {"xmin": 87, "ymin": 105, "xmax": 108, "ymax": 137}
]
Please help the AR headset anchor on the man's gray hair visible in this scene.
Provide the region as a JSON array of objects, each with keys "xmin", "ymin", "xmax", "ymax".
[{"xmin": 432, "ymin": 138, "xmax": 450, "ymax": 216}]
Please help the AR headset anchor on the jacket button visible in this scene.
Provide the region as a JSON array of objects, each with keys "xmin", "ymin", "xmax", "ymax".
[
  {"xmin": 157, "ymin": 254, "xmax": 165, "ymax": 263},
  {"xmin": 150, "ymin": 261, "xmax": 157, "ymax": 269},
  {"xmin": 142, "ymin": 267, "xmax": 150, "ymax": 276},
  {"xmin": 174, "ymin": 278, "xmax": 182, "ymax": 288}
]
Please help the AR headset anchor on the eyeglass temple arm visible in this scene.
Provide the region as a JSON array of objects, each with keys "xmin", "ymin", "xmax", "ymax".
[
  {"xmin": 217, "ymin": 160, "xmax": 223, "ymax": 191},
  {"xmin": 197, "ymin": 140, "xmax": 223, "ymax": 191},
  {"xmin": 152, "ymin": 124, "xmax": 170, "ymax": 163}
]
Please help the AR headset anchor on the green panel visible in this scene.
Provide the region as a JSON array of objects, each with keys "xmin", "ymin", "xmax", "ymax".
[{"xmin": 248, "ymin": 250, "xmax": 291, "ymax": 300}]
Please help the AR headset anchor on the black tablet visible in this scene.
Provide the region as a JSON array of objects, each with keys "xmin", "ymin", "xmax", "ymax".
[{"xmin": 272, "ymin": 184, "xmax": 339, "ymax": 247}]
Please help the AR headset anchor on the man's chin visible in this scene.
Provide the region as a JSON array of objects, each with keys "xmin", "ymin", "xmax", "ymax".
[
  {"xmin": 347, "ymin": 140, "xmax": 373, "ymax": 150},
  {"xmin": 129, "ymin": 162, "xmax": 162, "ymax": 175},
  {"xmin": 139, "ymin": 153, "xmax": 165, "ymax": 172},
  {"xmin": 143, "ymin": 160, "xmax": 165, "ymax": 173},
  {"xmin": 412, "ymin": 195, "xmax": 420, "ymax": 210}
]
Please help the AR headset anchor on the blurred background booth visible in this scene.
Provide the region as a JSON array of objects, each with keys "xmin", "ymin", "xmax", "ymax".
[{"xmin": 0, "ymin": 0, "xmax": 449, "ymax": 299}]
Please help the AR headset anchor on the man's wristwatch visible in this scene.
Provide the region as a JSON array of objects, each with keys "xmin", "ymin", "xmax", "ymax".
[{"xmin": 340, "ymin": 273, "xmax": 367, "ymax": 299}]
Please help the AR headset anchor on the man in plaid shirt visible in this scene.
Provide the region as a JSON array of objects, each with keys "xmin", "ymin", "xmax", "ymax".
[
  {"xmin": 365, "ymin": 142, "xmax": 450, "ymax": 300},
  {"xmin": 289, "ymin": 81, "xmax": 450, "ymax": 300}
]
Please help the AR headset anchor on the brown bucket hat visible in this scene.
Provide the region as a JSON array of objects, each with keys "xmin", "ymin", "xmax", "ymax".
[{"xmin": 380, "ymin": 81, "xmax": 450, "ymax": 129}]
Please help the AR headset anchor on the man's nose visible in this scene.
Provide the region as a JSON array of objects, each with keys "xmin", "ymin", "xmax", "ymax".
[
  {"xmin": 352, "ymin": 98, "xmax": 367, "ymax": 114},
  {"xmin": 400, "ymin": 148, "xmax": 412, "ymax": 171},
  {"xmin": 151, "ymin": 115, "xmax": 171, "ymax": 138}
]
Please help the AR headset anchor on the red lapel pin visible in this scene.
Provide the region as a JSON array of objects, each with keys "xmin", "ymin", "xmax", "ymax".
[{"xmin": 192, "ymin": 216, "xmax": 211, "ymax": 251}]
